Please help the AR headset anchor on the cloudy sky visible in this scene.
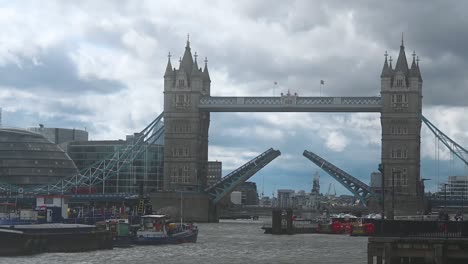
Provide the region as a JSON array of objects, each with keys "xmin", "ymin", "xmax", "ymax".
[{"xmin": 0, "ymin": 1, "xmax": 467, "ymax": 196}]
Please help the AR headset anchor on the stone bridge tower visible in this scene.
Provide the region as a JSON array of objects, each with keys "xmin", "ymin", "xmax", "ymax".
[
  {"xmin": 380, "ymin": 39, "xmax": 423, "ymax": 216},
  {"xmin": 163, "ymin": 40, "xmax": 211, "ymax": 191}
]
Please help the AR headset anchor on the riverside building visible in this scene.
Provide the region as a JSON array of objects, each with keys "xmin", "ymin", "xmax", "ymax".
[{"xmin": 67, "ymin": 134, "xmax": 164, "ymax": 194}]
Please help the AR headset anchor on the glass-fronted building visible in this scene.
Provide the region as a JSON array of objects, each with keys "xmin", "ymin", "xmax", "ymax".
[
  {"xmin": 67, "ymin": 134, "xmax": 164, "ymax": 194},
  {"xmin": 441, "ymin": 176, "xmax": 468, "ymax": 200}
]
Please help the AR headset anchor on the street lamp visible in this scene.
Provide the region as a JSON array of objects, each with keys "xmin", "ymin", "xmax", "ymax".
[
  {"xmin": 462, "ymin": 185, "xmax": 465, "ymax": 221},
  {"xmin": 461, "ymin": 190, "xmax": 465, "ymax": 221},
  {"xmin": 378, "ymin": 164, "xmax": 385, "ymax": 220},
  {"xmin": 444, "ymin": 183, "xmax": 449, "ymax": 212},
  {"xmin": 392, "ymin": 171, "xmax": 395, "ymax": 220},
  {"xmin": 180, "ymin": 190, "xmax": 183, "ymax": 225},
  {"xmin": 421, "ymin": 178, "xmax": 431, "ymax": 215},
  {"xmin": 174, "ymin": 188, "xmax": 186, "ymax": 225}
]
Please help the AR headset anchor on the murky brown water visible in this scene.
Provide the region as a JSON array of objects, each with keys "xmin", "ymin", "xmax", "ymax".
[{"xmin": 0, "ymin": 220, "xmax": 368, "ymax": 264}]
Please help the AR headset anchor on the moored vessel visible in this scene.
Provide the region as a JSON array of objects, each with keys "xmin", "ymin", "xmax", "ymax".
[
  {"xmin": 135, "ymin": 215, "xmax": 198, "ymax": 245},
  {"xmin": 0, "ymin": 223, "xmax": 113, "ymax": 255},
  {"xmin": 96, "ymin": 219, "xmax": 137, "ymax": 247}
]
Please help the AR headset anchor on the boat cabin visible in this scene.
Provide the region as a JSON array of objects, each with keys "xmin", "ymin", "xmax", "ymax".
[
  {"xmin": 135, "ymin": 215, "xmax": 198, "ymax": 244},
  {"xmin": 0, "ymin": 202, "xmax": 16, "ymax": 224},
  {"xmin": 96, "ymin": 219, "xmax": 130, "ymax": 238},
  {"xmin": 139, "ymin": 215, "xmax": 169, "ymax": 234}
]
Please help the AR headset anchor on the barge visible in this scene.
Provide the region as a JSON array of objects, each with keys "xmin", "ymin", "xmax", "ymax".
[{"xmin": 0, "ymin": 223, "xmax": 113, "ymax": 255}]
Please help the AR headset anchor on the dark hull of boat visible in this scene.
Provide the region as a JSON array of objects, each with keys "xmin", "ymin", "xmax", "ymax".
[
  {"xmin": 113, "ymin": 236, "xmax": 135, "ymax": 248},
  {"xmin": 134, "ymin": 230, "xmax": 198, "ymax": 245},
  {"xmin": 0, "ymin": 229, "xmax": 113, "ymax": 256}
]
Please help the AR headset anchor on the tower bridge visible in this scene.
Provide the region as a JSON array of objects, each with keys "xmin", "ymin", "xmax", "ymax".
[
  {"xmin": 3, "ymin": 37, "xmax": 466, "ymax": 222},
  {"xmin": 163, "ymin": 37, "xmax": 423, "ymax": 218}
]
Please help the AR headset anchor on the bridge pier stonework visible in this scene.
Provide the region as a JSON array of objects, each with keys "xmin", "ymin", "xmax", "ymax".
[
  {"xmin": 380, "ymin": 41, "xmax": 424, "ymax": 217},
  {"xmin": 163, "ymin": 40, "xmax": 211, "ymax": 191}
]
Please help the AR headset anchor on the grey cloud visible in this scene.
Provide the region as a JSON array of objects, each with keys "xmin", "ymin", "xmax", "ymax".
[
  {"xmin": 3, "ymin": 108, "xmax": 88, "ymax": 130},
  {"xmin": 209, "ymin": 112, "xmax": 381, "ymax": 179},
  {"xmin": 346, "ymin": 1, "xmax": 468, "ymax": 106},
  {"xmin": 0, "ymin": 45, "xmax": 125, "ymax": 95},
  {"xmin": 1, "ymin": 1, "xmax": 466, "ymax": 196},
  {"xmin": 187, "ymin": 0, "xmax": 468, "ymax": 106},
  {"xmin": 236, "ymin": 0, "xmax": 331, "ymax": 33}
]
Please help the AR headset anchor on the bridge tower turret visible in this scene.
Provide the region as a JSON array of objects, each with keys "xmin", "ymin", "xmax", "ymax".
[
  {"xmin": 163, "ymin": 39, "xmax": 210, "ymax": 191},
  {"xmin": 380, "ymin": 38, "xmax": 423, "ymax": 217}
]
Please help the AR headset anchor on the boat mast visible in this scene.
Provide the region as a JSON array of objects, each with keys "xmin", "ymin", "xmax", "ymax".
[{"xmin": 180, "ymin": 191, "xmax": 183, "ymax": 226}]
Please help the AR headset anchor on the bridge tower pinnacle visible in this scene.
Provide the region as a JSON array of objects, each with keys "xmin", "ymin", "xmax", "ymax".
[
  {"xmin": 163, "ymin": 40, "xmax": 210, "ymax": 191},
  {"xmin": 380, "ymin": 39, "xmax": 423, "ymax": 217}
]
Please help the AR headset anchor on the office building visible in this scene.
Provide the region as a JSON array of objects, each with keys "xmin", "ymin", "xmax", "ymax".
[
  {"xmin": 234, "ymin": 181, "xmax": 259, "ymax": 205},
  {"xmin": 28, "ymin": 125, "xmax": 88, "ymax": 152},
  {"xmin": 207, "ymin": 161, "xmax": 222, "ymax": 186},
  {"xmin": 67, "ymin": 133, "xmax": 164, "ymax": 194},
  {"xmin": 443, "ymin": 176, "xmax": 468, "ymax": 200},
  {"xmin": 0, "ymin": 128, "xmax": 78, "ymax": 188}
]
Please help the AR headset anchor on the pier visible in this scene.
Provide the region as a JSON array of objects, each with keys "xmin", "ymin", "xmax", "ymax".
[
  {"xmin": 265, "ymin": 209, "xmax": 319, "ymax": 234},
  {"xmin": 367, "ymin": 220, "xmax": 468, "ymax": 264}
]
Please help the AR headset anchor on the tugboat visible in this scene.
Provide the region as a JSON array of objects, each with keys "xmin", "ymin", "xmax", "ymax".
[{"xmin": 134, "ymin": 215, "xmax": 198, "ymax": 245}]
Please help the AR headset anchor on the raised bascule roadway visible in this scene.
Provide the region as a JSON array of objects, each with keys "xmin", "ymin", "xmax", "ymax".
[{"xmin": 1, "ymin": 37, "xmax": 467, "ymax": 221}]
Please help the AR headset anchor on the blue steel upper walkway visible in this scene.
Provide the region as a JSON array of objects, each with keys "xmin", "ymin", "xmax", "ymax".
[{"xmin": 199, "ymin": 96, "xmax": 382, "ymax": 112}]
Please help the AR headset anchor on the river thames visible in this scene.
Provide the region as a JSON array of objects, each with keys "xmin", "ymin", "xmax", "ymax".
[{"xmin": 1, "ymin": 220, "xmax": 367, "ymax": 264}]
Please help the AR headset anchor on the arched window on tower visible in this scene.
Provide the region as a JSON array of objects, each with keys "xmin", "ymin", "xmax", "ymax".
[
  {"xmin": 396, "ymin": 94, "xmax": 403, "ymax": 103},
  {"xmin": 402, "ymin": 168, "xmax": 407, "ymax": 185},
  {"xmin": 396, "ymin": 79, "xmax": 403, "ymax": 87},
  {"xmin": 391, "ymin": 167, "xmax": 408, "ymax": 187},
  {"xmin": 183, "ymin": 166, "xmax": 189, "ymax": 183},
  {"xmin": 391, "ymin": 146, "xmax": 407, "ymax": 159},
  {"xmin": 178, "ymin": 79, "xmax": 185, "ymax": 88},
  {"xmin": 171, "ymin": 167, "xmax": 177, "ymax": 183}
]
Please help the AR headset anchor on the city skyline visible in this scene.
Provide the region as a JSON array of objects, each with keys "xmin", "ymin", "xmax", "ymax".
[{"xmin": 0, "ymin": 1, "xmax": 467, "ymax": 196}]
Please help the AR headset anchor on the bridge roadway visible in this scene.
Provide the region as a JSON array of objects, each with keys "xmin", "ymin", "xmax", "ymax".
[{"xmin": 199, "ymin": 96, "xmax": 382, "ymax": 112}]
